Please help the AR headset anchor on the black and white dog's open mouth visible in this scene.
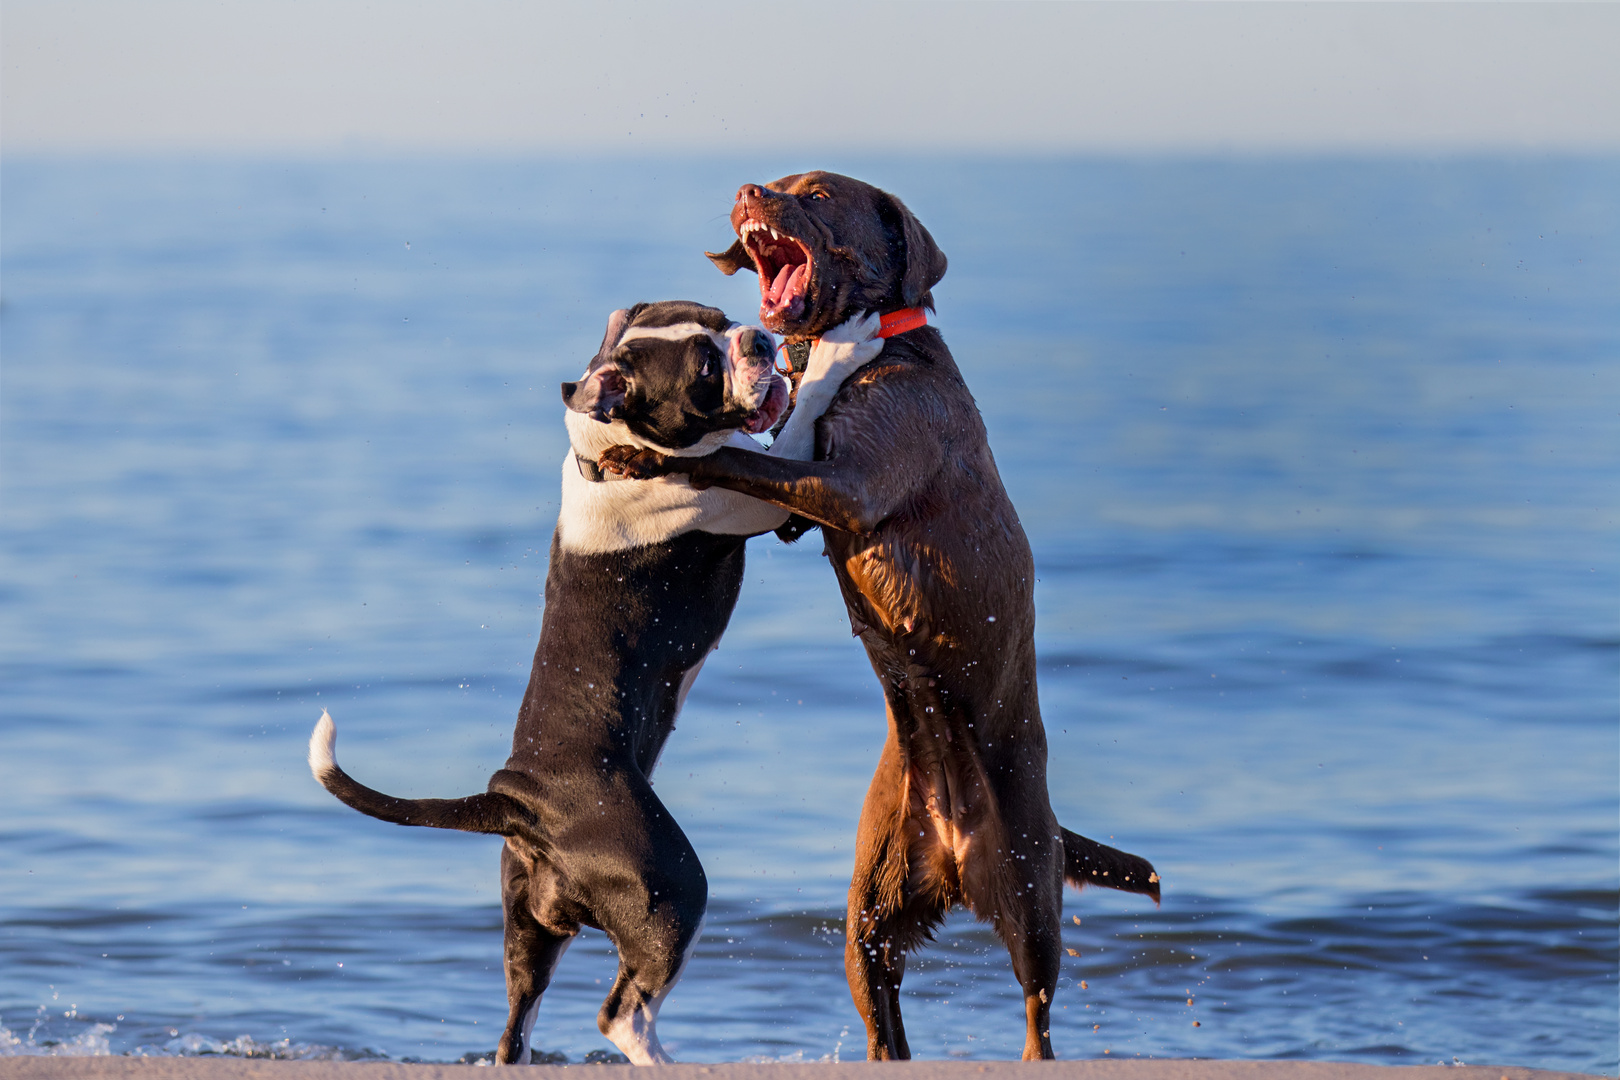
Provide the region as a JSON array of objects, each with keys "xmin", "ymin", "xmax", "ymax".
[{"xmin": 743, "ymin": 375, "xmax": 789, "ymax": 434}]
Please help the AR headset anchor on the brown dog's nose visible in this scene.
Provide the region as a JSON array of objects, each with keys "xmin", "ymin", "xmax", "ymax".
[{"xmin": 737, "ymin": 184, "xmax": 764, "ymax": 205}]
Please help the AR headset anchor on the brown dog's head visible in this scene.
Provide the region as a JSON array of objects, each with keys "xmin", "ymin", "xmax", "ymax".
[{"xmin": 706, "ymin": 172, "xmax": 947, "ymax": 341}]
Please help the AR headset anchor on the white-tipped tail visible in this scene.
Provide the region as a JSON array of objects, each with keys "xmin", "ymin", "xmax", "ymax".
[{"xmin": 308, "ymin": 709, "xmax": 337, "ymax": 781}]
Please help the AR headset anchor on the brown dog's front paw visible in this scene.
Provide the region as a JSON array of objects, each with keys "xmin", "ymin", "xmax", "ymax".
[{"xmin": 599, "ymin": 445, "xmax": 674, "ymax": 480}]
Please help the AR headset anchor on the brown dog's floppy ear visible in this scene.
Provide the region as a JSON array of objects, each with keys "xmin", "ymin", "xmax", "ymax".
[
  {"xmin": 561, "ymin": 365, "xmax": 626, "ymax": 424},
  {"xmin": 882, "ymin": 193, "xmax": 948, "ymax": 310},
  {"xmin": 706, "ymin": 239, "xmax": 755, "ymax": 276}
]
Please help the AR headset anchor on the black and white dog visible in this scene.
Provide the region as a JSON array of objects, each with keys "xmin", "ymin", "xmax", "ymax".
[{"xmin": 308, "ymin": 300, "xmax": 881, "ymax": 1064}]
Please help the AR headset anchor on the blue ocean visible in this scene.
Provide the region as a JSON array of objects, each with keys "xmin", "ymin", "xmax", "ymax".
[{"xmin": 1, "ymin": 157, "xmax": 1615, "ymax": 1072}]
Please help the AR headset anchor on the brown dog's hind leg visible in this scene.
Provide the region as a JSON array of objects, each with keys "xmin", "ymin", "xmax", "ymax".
[
  {"xmin": 969, "ymin": 817, "xmax": 1065, "ymax": 1061},
  {"xmin": 845, "ymin": 901, "xmax": 912, "ymax": 1061},
  {"xmin": 496, "ymin": 845, "xmax": 576, "ymax": 1064},
  {"xmin": 844, "ymin": 736, "xmax": 949, "ymax": 1060},
  {"xmin": 1002, "ymin": 898, "xmax": 1063, "ymax": 1060},
  {"xmin": 847, "ymin": 889, "xmax": 944, "ymax": 1061}
]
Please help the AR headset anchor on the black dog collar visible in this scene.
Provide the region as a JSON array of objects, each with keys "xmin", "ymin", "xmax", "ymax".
[{"xmin": 782, "ymin": 340, "xmax": 812, "ymax": 374}]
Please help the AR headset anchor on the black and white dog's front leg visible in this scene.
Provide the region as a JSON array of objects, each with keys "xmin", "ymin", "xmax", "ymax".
[
  {"xmin": 764, "ymin": 312, "xmax": 882, "ymax": 540},
  {"xmin": 767, "ymin": 312, "xmax": 883, "ymax": 460}
]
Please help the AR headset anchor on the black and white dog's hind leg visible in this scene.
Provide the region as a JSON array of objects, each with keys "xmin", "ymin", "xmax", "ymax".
[
  {"xmin": 596, "ymin": 911, "xmax": 705, "ymax": 1064},
  {"xmin": 497, "ymin": 847, "xmax": 576, "ymax": 1065}
]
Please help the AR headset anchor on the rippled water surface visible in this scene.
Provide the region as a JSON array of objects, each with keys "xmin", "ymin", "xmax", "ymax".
[{"xmin": 1, "ymin": 157, "xmax": 1615, "ymax": 1072}]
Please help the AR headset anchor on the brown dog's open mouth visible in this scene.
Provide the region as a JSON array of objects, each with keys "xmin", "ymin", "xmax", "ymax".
[{"xmin": 741, "ymin": 220, "xmax": 811, "ymax": 323}]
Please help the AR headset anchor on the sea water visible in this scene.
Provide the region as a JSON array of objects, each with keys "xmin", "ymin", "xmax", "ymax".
[{"xmin": 0, "ymin": 156, "xmax": 1615, "ymax": 1071}]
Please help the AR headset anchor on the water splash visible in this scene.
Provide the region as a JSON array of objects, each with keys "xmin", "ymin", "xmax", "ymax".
[
  {"xmin": 0, "ymin": 1015, "xmax": 376, "ymax": 1062},
  {"xmin": 133, "ymin": 1033, "xmax": 379, "ymax": 1060},
  {"xmin": 0, "ymin": 1018, "xmax": 115, "ymax": 1057}
]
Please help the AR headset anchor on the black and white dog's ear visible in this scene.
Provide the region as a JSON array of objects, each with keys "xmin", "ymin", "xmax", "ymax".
[
  {"xmin": 882, "ymin": 192, "xmax": 948, "ymax": 311},
  {"xmin": 706, "ymin": 239, "xmax": 754, "ymax": 277},
  {"xmin": 563, "ymin": 306, "xmax": 637, "ymax": 421},
  {"xmin": 561, "ymin": 365, "xmax": 627, "ymax": 423},
  {"xmin": 594, "ymin": 306, "xmax": 637, "ymax": 364}
]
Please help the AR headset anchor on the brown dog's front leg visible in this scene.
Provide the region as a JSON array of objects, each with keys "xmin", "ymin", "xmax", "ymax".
[
  {"xmin": 600, "ymin": 445, "xmax": 914, "ymax": 535},
  {"xmin": 596, "ymin": 446, "xmax": 714, "ymax": 488},
  {"xmin": 601, "ymin": 360, "xmax": 948, "ymax": 531}
]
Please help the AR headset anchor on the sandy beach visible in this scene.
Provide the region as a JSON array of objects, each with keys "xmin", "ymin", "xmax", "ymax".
[{"xmin": 0, "ymin": 1061, "xmax": 1597, "ymax": 1080}]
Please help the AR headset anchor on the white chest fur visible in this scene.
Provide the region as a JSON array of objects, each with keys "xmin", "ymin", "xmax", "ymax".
[{"xmin": 556, "ymin": 427, "xmax": 788, "ymax": 554}]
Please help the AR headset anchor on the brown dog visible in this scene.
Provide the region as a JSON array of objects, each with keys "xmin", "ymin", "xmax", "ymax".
[{"xmin": 601, "ymin": 172, "xmax": 1159, "ymax": 1061}]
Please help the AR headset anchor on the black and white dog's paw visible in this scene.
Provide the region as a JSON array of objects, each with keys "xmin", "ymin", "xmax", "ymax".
[
  {"xmin": 810, "ymin": 311, "xmax": 884, "ymax": 370},
  {"xmin": 769, "ymin": 312, "xmax": 884, "ymax": 461}
]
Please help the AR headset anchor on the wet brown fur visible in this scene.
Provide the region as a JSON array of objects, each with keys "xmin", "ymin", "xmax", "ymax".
[{"xmin": 601, "ymin": 172, "xmax": 1158, "ymax": 1061}]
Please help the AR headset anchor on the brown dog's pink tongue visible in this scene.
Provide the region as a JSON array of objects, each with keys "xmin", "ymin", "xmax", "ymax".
[{"xmin": 769, "ymin": 262, "xmax": 796, "ymax": 304}]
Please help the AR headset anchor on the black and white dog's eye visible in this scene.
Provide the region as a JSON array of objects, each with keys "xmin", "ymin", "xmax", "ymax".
[{"xmin": 700, "ymin": 360, "xmax": 710, "ymax": 376}]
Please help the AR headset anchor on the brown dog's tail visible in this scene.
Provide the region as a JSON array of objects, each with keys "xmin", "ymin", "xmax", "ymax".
[
  {"xmin": 1062, "ymin": 827, "xmax": 1161, "ymax": 904},
  {"xmin": 308, "ymin": 711, "xmax": 538, "ymax": 840}
]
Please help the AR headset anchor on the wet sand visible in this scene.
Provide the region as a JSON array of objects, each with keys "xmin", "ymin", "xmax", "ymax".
[{"xmin": 0, "ymin": 1060, "xmax": 1597, "ymax": 1080}]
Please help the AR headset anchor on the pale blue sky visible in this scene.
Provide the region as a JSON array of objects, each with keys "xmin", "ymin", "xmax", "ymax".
[{"xmin": 4, "ymin": 1, "xmax": 1617, "ymax": 152}]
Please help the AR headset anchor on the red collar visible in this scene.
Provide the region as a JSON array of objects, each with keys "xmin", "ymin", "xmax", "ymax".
[
  {"xmin": 875, "ymin": 306, "xmax": 929, "ymax": 338},
  {"xmin": 777, "ymin": 307, "xmax": 929, "ymax": 373}
]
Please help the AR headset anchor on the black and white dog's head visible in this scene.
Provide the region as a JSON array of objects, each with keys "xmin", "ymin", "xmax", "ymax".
[{"xmin": 562, "ymin": 301, "xmax": 788, "ymax": 459}]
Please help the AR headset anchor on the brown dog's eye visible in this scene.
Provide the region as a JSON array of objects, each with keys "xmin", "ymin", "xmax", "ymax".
[{"xmin": 809, "ymin": 190, "xmax": 829, "ymax": 201}]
